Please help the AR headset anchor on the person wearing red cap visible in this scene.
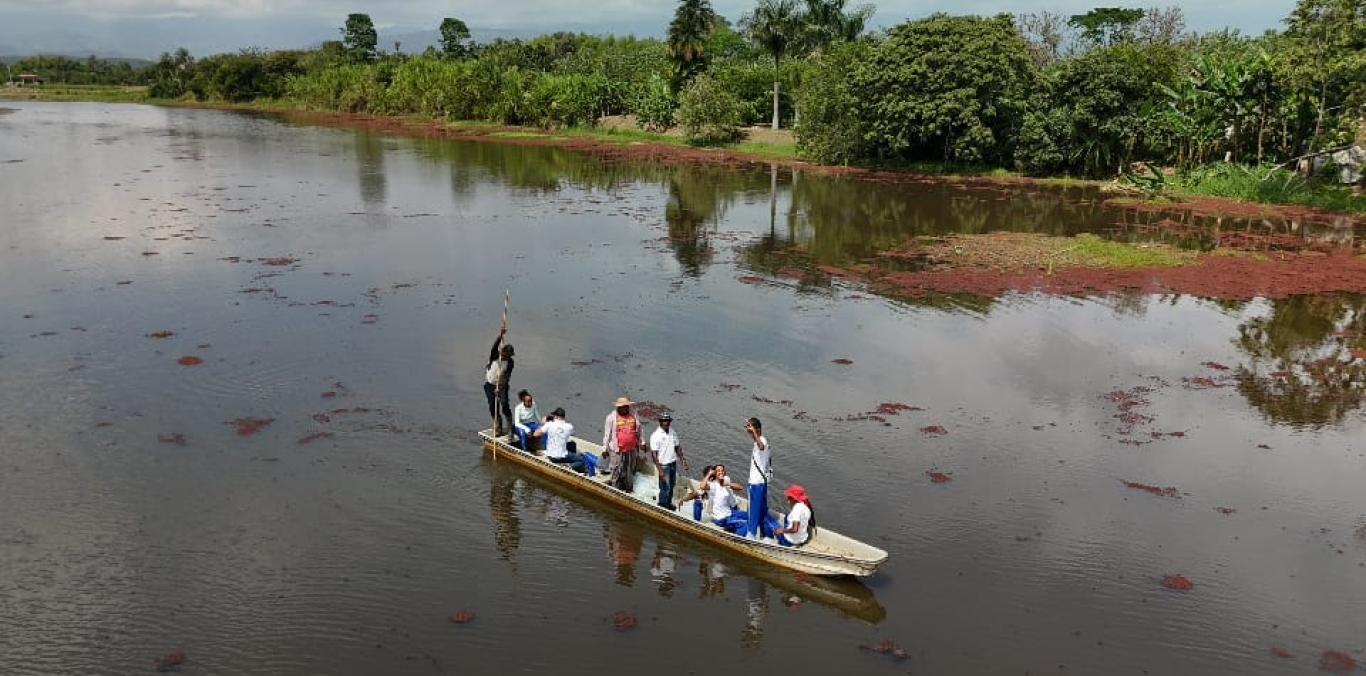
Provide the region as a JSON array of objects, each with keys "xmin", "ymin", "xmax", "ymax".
[{"xmin": 774, "ymin": 485, "xmax": 814, "ymax": 547}]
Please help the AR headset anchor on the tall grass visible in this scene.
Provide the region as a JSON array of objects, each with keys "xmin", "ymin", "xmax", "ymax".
[{"xmin": 1168, "ymin": 164, "xmax": 1366, "ymax": 214}]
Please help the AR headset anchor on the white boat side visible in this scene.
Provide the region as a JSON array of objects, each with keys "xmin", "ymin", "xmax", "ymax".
[{"xmin": 479, "ymin": 429, "xmax": 889, "ymax": 577}]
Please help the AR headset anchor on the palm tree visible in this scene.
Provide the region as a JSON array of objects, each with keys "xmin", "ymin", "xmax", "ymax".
[
  {"xmin": 668, "ymin": 0, "xmax": 719, "ymax": 87},
  {"xmin": 802, "ymin": 0, "xmax": 873, "ymax": 54},
  {"xmin": 742, "ymin": 0, "xmax": 804, "ymax": 130}
]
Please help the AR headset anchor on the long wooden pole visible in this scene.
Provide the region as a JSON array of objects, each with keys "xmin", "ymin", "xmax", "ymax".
[{"xmin": 491, "ymin": 290, "xmax": 510, "ymax": 459}]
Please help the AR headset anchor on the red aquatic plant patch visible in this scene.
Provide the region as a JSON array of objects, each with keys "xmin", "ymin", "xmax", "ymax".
[
  {"xmin": 633, "ymin": 401, "xmax": 672, "ymax": 420},
  {"xmin": 321, "ymin": 391, "xmax": 337, "ymax": 399},
  {"xmin": 312, "ymin": 413, "xmax": 332, "ymax": 423},
  {"xmin": 1124, "ymin": 481, "xmax": 1180, "ymax": 498},
  {"xmin": 1182, "ymin": 376, "xmax": 1232, "ymax": 390},
  {"xmin": 736, "ymin": 275, "xmax": 767, "ymax": 285},
  {"xmin": 926, "ymin": 471, "xmax": 953, "ymax": 484},
  {"xmin": 154, "ymin": 651, "xmax": 186, "ymax": 672},
  {"xmin": 157, "ymin": 433, "xmax": 187, "ymax": 446},
  {"xmin": 229, "ymin": 417, "xmax": 274, "ymax": 437},
  {"xmin": 259, "ymin": 256, "xmax": 297, "ymax": 266},
  {"xmin": 832, "ymin": 358, "xmax": 853, "ymax": 365},
  {"xmin": 360, "ymin": 314, "xmax": 379, "ymax": 324},
  {"xmin": 1270, "ymin": 646, "xmax": 1294, "ymax": 658},
  {"xmin": 1319, "ymin": 650, "xmax": 1356, "ymax": 673},
  {"xmin": 1201, "ymin": 361, "xmax": 1231, "ymax": 371},
  {"xmin": 176, "ymin": 356, "xmax": 203, "ymax": 366},
  {"xmin": 148, "ymin": 330, "xmax": 175, "ymax": 339},
  {"xmin": 859, "ymin": 639, "xmax": 909, "ymax": 661},
  {"xmin": 1161, "ymin": 574, "xmax": 1194, "ymax": 591},
  {"xmin": 296, "ymin": 432, "xmax": 334, "ymax": 445},
  {"xmin": 611, "ymin": 611, "xmax": 638, "ymax": 632},
  {"xmin": 876, "ymin": 402, "xmax": 922, "ymax": 415},
  {"xmin": 448, "ymin": 611, "xmax": 476, "ymax": 625},
  {"xmin": 920, "ymin": 425, "xmax": 948, "ymax": 436}
]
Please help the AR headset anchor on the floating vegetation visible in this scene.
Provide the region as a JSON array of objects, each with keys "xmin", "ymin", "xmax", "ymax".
[
  {"xmin": 920, "ymin": 425, "xmax": 948, "ymax": 436},
  {"xmin": 858, "ymin": 639, "xmax": 908, "ymax": 661},
  {"xmin": 1161, "ymin": 574, "xmax": 1194, "ymax": 591},
  {"xmin": 153, "ymin": 651, "xmax": 186, "ymax": 672},
  {"xmin": 1124, "ymin": 481, "xmax": 1180, "ymax": 498},
  {"xmin": 157, "ymin": 433, "xmax": 187, "ymax": 446},
  {"xmin": 449, "ymin": 611, "xmax": 476, "ymax": 624},
  {"xmin": 926, "ymin": 471, "xmax": 953, "ymax": 484},
  {"xmin": 148, "ymin": 330, "xmax": 175, "ymax": 339},
  {"xmin": 229, "ymin": 417, "xmax": 274, "ymax": 437},
  {"xmin": 176, "ymin": 356, "xmax": 203, "ymax": 366},
  {"xmin": 610, "ymin": 611, "xmax": 638, "ymax": 632},
  {"xmin": 296, "ymin": 432, "xmax": 334, "ymax": 445}
]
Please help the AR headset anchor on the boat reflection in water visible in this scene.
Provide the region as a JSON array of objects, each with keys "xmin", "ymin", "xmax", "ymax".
[{"xmin": 484, "ymin": 456, "xmax": 887, "ymax": 627}]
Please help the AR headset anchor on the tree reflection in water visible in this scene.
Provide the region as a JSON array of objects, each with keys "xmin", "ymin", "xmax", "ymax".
[
  {"xmin": 1234, "ymin": 293, "xmax": 1366, "ymax": 427},
  {"xmin": 489, "ymin": 473, "xmax": 522, "ymax": 566}
]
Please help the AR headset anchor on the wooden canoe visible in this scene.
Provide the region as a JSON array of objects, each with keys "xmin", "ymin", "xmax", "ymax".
[{"xmin": 479, "ymin": 429, "xmax": 889, "ymax": 577}]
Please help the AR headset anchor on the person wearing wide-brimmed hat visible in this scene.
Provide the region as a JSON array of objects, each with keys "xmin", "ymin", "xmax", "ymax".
[
  {"xmin": 602, "ymin": 396, "xmax": 642, "ymax": 491},
  {"xmin": 774, "ymin": 484, "xmax": 814, "ymax": 547}
]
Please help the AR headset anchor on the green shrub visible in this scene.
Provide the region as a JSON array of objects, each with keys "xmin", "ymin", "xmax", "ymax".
[
  {"xmin": 795, "ymin": 41, "xmax": 871, "ymax": 164},
  {"xmin": 286, "ymin": 65, "xmax": 382, "ymax": 113},
  {"xmin": 678, "ymin": 74, "xmax": 744, "ymax": 145},
  {"xmin": 1014, "ymin": 108, "xmax": 1069, "ymax": 175},
  {"xmin": 631, "ymin": 74, "xmax": 676, "ymax": 131},
  {"xmin": 526, "ymin": 73, "xmax": 610, "ymax": 127}
]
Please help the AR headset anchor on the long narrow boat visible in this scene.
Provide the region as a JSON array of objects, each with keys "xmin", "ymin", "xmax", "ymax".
[{"xmin": 479, "ymin": 429, "xmax": 889, "ymax": 577}]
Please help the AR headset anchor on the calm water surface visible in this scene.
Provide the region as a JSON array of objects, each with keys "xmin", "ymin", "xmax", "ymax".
[{"xmin": 2, "ymin": 103, "xmax": 1364, "ymax": 675}]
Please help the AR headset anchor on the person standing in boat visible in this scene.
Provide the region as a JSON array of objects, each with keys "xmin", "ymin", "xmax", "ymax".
[
  {"xmin": 602, "ymin": 397, "xmax": 643, "ymax": 491},
  {"xmin": 774, "ymin": 484, "xmax": 814, "ymax": 547},
  {"xmin": 649, "ymin": 413, "xmax": 688, "ymax": 510},
  {"xmin": 484, "ymin": 325, "xmax": 515, "ymax": 437},
  {"xmin": 512, "ymin": 389, "xmax": 541, "ymax": 452},
  {"xmin": 533, "ymin": 407, "xmax": 586, "ymax": 473},
  {"xmin": 743, "ymin": 417, "xmax": 772, "ymax": 540}
]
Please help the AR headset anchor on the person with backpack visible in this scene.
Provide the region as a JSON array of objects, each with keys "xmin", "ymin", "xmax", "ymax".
[{"xmin": 774, "ymin": 484, "xmax": 814, "ymax": 547}]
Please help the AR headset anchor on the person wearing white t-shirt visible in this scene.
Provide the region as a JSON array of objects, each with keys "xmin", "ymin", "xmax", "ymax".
[
  {"xmin": 681, "ymin": 464, "xmax": 746, "ymax": 533},
  {"xmin": 533, "ymin": 407, "xmax": 585, "ymax": 473},
  {"xmin": 743, "ymin": 417, "xmax": 772, "ymax": 539},
  {"xmin": 775, "ymin": 484, "xmax": 814, "ymax": 547},
  {"xmin": 649, "ymin": 414, "xmax": 689, "ymax": 510}
]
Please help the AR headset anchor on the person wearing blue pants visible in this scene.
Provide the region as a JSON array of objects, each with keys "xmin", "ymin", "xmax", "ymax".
[
  {"xmin": 649, "ymin": 413, "xmax": 688, "ymax": 509},
  {"xmin": 743, "ymin": 417, "xmax": 772, "ymax": 540},
  {"xmin": 513, "ymin": 389, "xmax": 541, "ymax": 452}
]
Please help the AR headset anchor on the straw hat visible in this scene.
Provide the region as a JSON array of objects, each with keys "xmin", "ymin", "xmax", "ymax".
[{"xmin": 613, "ymin": 396, "xmax": 634, "ymax": 407}]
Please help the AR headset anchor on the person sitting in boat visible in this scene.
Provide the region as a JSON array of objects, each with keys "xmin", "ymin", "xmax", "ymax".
[
  {"xmin": 682, "ymin": 464, "xmax": 746, "ymax": 533},
  {"xmin": 484, "ymin": 326, "xmax": 515, "ymax": 438},
  {"xmin": 602, "ymin": 397, "xmax": 643, "ymax": 491},
  {"xmin": 533, "ymin": 407, "xmax": 586, "ymax": 473},
  {"xmin": 774, "ymin": 484, "xmax": 814, "ymax": 547},
  {"xmin": 649, "ymin": 413, "xmax": 688, "ymax": 510},
  {"xmin": 512, "ymin": 389, "xmax": 541, "ymax": 452}
]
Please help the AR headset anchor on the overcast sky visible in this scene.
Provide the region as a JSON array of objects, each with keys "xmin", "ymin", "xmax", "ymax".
[{"xmin": 0, "ymin": 0, "xmax": 1300, "ymax": 58}]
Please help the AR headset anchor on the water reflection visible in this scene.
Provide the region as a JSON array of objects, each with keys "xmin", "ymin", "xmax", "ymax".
[
  {"xmin": 649, "ymin": 545, "xmax": 678, "ymax": 598},
  {"xmin": 489, "ymin": 472, "xmax": 522, "ymax": 565},
  {"xmin": 605, "ymin": 521, "xmax": 644, "ymax": 587},
  {"xmin": 354, "ymin": 131, "xmax": 387, "ymax": 205},
  {"xmin": 1234, "ymin": 294, "xmax": 1366, "ymax": 427}
]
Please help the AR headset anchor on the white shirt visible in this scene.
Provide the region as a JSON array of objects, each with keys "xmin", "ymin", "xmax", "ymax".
[
  {"xmin": 785, "ymin": 502, "xmax": 811, "ymax": 545},
  {"xmin": 649, "ymin": 426, "xmax": 679, "ymax": 465},
  {"xmin": 541, "ymin": 419, "xmax": 574, "ymax": 459},
  {"xmin": 748, "ymin": 436, "xmax": 771, "ymax": 485},
  {"xmin": 513, "ymin": 402, "xmax": 540, "ymax": 432},
  {"xmin": 708, "ymin": 478, "xmax": 737, "ymax": 519},
  {"xmin": 485, "ymin": 359, "xmax": 508, "ymax": 385}
]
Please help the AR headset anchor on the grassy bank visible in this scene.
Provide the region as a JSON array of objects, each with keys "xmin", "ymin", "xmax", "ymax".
[{"xmin": 0, "ymin": 84, "xmax": 150, "ymax": 103}]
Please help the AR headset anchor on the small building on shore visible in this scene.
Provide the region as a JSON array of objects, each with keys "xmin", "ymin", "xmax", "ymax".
[{"xmin": 17, "ymin": 73, "xmax": 43, "ymax": 86}]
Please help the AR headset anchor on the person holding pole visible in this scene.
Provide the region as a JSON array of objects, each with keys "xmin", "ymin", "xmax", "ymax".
[
  {"xmin": 743, "ymin": 417, "xmax": 771, "ymax": 540},
  {"xmin": 484, "ymin": 323, "xmax": 515, "ymax": 438}
]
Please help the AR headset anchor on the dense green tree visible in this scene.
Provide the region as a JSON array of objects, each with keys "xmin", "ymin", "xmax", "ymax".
[
  {"xmin": 1069, "ymin": 7, "xmax": 1146, "ymax": 46},
  {"xmin": 794, "ymin": 39, "xmax": 873, "ymax": 163},
  {"xmin": 342, "ymin": 13, "xmax": 378, "ymax": 62},
  {"xmin": 440, "ymin": 18, "xmax": 472, "ymax": 58},
  {"xmin": 1278, "ymin": 0, "xmax": 1366, "ymax": 153},
  {"xmin": 742, "ymin": 0, "xmax": 805, "ymax": 129},
  {"xmin": 856, "ymin": 14, "xmax": 1039, "ymax": 164},
  {"xmin": 667, "ymin": 0, "xmax": 719, "ymax": 88}
]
